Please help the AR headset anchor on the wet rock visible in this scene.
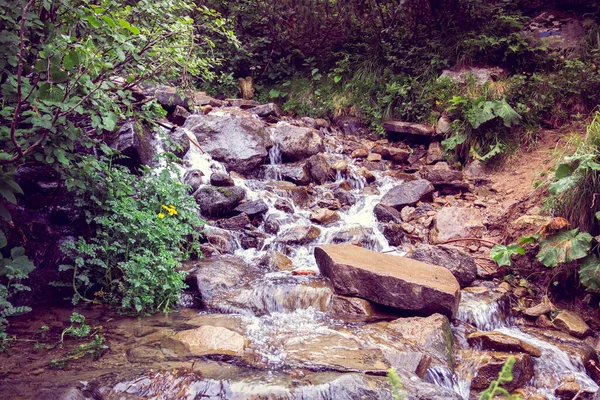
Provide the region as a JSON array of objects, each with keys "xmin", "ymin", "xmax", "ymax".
[
  {"xmin": 314, "ymin": 244, "xmax": 461, "ymax": 318},
  {"xmin": 335, "ymin": 115, "xmax": 365, "ymax": 135},
  {"xmin": 310, "ymin": 209, "xmax": 340, "ymax": 225},
  {"xmin": 234, "ymin": 199, "xmax": 269, "ymax": 216},
  {"xmin": 269, "ymin": 123, "xmax": 324, "ymax": 162},
  {"xmin": 381, "ymin": 180, "xmax": 435, "ymax": 210},
  {"xmin": 239, "ymin": 230, "xmax": 268, "ymax": 249},
  {"xmin": 536, "ymin": 314, "xmax": 554, "ymax": 328},
  {"xmin": 431, "ymin": 207, "xmax": 485, "ymax": 244},
  {"xmin": 171, "ymin": 105, "xmax": 190, "ymax": 126},
  {"xmin": 274, "ymin": 198, "xmax": 294, "ymax": 213},
  {"xmin": 367, "ymin": 153, "xmax": 382, "ymax": 162},
  {"xmin": 248, "ymin": 103, "xmax": 281, "ymax": 118},
  {"xmin": 521, "ymin": 327, "xmax": 596, "ymax": 371},
  {"xmin": 267, "ymin": 181, "xmax": 311, "ymax": 208},
  {"xmin": 382, "ymin": 223, "xmax": 405, "ymax": 246},
  {"xmin": 215, "ymin": 213, "xmax": 251, "ymax": 231},
  {"xmin": 467, "ymin": 331, "xmax": 542, "ymax": 357},
  {"xmin": 374, "ymin": 204, "xmax": 404, "ymax": 224},
  {"xmin": 203, "ymin": 227, "xmax": 238, "ymax": 253},
  {"xmin": 331, "ymin": 159, "xmax": 348, "ymax": 172},
  {"xmin": 555, "ymin": 381, "xmax": 581, "ymax": 400},
  {"xmin": 166, "ymin": 326, "xmax": 248, "ymax": 358},
  {"xmin": 294, "ymin": 373, "xmax": 397, "ymax": 400},
  {"xmin": 279, "ymin": 225, "xmax": 321, "ymax": 245},
  {"xmin": 194, "ymin": 256, "xmax": 258, "ymax": 306},
  {"xmin": 351, "ymin": 148, "xmax": 368, "ymax": 159},
  {"xmin": 331, "ymin": 226, "xmax": 376, "ymax": 247},
  {"xmin": 280, "ymin": 163, "xmax": 311, "ymax": 186},
  {"xmin": 357, "ymin": 167, "xmax": 376, "ymax": 183},
  {"xmin": 283, "ymin": 331, "xmax": 390, "ymax": 373},
  {"xmin": 388, "ymin": 148, "xmax": 411, "ymax": 164},
  {"xmin": 126, "ymin": 345, "xmax": 166, "ymax": 363},
  {"xmin": 317, "ymin": 195, "xmax": 341, "ymax": 211},
  {"xmin": 333, "ymin": 188, "xmax": 356, "ymax": 207},
  {"xmin": 210, "ymin": 173, "xmax": 234, "ymax": 187},
  {"xmin": 470, "ymin": 352, "xmax": 534, "ymax": 391},
  {"xmin": 194, "ymin": 185, "xmax": 245, "ymax": 218},
  {"xmin": 328, "ymin": 295, "xmax": 377, "ymax": 320},
  {"xmin": 408, "ymin": 244, "xmax": 477, "ymax": 287},
  {"xmin": 108, "ymin": 121, "xmax": 158, "ymax": 167},
  {"xmin": 268, "ymin": 250, "xmax": 293, "ymax": 271},
  {"xmin": 307, "ymin": 154, "xmax": 334, "ymax": 184},
  {"xmin": 553, "ymin": 311, "xmax": 593, "ymax": 338},
  {"xmin": 183, "ymin": 112, "xmax": 270, "ymax": 175},
  {"xmin": 183, "ymin": 169, "xmax": 204, "ymax": 192}
]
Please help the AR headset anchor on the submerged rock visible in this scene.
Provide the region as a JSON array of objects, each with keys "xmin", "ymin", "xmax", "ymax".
[
  {"xmin": 166, "ymin": 326, "xmax": 248, "ymax": 358},
  {"xmin": 314, "ymin": 244, "xmax": 461, "ymax": 318},
  {"xmin": 409, "ymin": 244, "xmax": 477, "ymax": 287}
]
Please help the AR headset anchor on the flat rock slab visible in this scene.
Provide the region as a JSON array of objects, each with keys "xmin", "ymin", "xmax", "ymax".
[
  {"xmin": 467, "ymin": 331, "xmax": 542, "ymax": 357},
  {"xmin": 314, "ymin": 244, "xmax": 461, "ymax": 318},
  {"xmin": 384, "ymin": 121, "xmax": 436, "ymax": 137},
  {"xmin": 166, "ymin": 325, "xmax": 248, "ymax": 358}
]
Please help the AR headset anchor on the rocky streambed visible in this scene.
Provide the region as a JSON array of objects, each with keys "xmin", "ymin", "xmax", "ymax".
[{"xmin": 2, "ymin": 96, "xmax": 600, "ymax": 400}]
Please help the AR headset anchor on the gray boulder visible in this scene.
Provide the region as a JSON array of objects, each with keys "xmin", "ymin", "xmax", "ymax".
[
  {"xmin": 193, "ymin": 185, "xmax": 245, "ymax": 218},
  {"xmin": 381, "ymin": 179, "xmax": 434, "ymax": 210},
  {"xmin": 409, "ymin": 244, "xmax": 477, "ymax": 287},
  {"xmin": 269, "ymin": 122, "xmax": 324, "ymax": 162},
  {"xmin": 182, "ymin": 112, "xmax": 270, "ymax": 175}
]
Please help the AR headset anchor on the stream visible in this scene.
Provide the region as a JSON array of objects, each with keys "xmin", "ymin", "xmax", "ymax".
[{"xmin": 2, "ymin": 107, "xmax": 599, "ymax": 400}]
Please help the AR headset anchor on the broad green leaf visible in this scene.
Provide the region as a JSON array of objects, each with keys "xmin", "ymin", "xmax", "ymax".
[
  {"xmin": 537, "ymin": 229, "xmax": 592, "ymax": 267},
  {"xmin": 102, "ymin": 16, "xmax": 117, "ymax": 29},
  {"xmin": 441, "ymin": 133, "xmax": 467, "ymax": 151},
  {"xmin": 519, "ymin": 234, "xmax": 540, "ymax": 245},
  {"xmin": 554, "ymin": 163, "xmax": 572, "ymax": 179},
  {"xmin": 334, "ymin": 75, "xmax": 342, "ymax": 83},
  {"xmin": 85, "ymin": 15, "xmax": 101, "ymax": 28},
  {"xmin": 50, "ymin": 66, "xmax": 68, "ymax": 83},
  {"xmin": 0, "ymin": 229, "xmax": 6, "ymax": 249},
  {"xmin": 491, "ymin": 243, "xmax": 525, "ymax": 267},
  {"xmin": 596, "ymin": 211, "xmax": 600, "ymax": 221},
  {"xmin": 492, "ymin": 98, "xmax": 521, "ymax": 127},
  {"xmin": 549, "ymin": 175, "xmax": 579, "ymax": 196},
  {"xmin": 0, "ymin": 186, "xmax": 17, "ymax": 204},
  {"xmin": 478, "ymin": 142, "xmax": 505, "ymax": 162},
  {"xmin": 579, "ymin": 254, "xmax": 600, "ymax": 291},
  {"xmin": 0, "ymin": 205, "xmax": 11, "ymax": 222},
  {"xmin": 469, "ymin": 100, "xmax": 495, "ymax": 129}
]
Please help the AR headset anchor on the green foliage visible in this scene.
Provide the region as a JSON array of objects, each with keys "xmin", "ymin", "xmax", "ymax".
[
  {"xmin": 387, "ymin": 368, "xmax": 406, "ymax": 400},
  {"xmin": 50, "ymin": 312, "xmax": 107, "ymax": 369},
  {"xmin": 579, "ymin": 254, "xmax": 600, "ymax": 291},
  {"xmin": 467, "ymin": 98, "xmax": 521, "ymax": 129},
  {"xmin": 490, "ymin": 244, "xmax": 525, "ymax": 267},
  {"xmin": 59, "ymin": 156, "xmax": 204, "ymax": 315},
  {"xmin": 536, "ymin": 229, "xmax": 593, "ymax": 268},
  {"xmin": 60, "ymin": 312, "xmax": 91, "ymax": 343},
  {"xmin": 478, "ymin": 356, "xmax": 522, "ymax": 400}
]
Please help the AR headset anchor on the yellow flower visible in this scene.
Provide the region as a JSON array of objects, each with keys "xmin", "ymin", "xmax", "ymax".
[
  {"xmin": 161, "ymin": 204, "xmax": 178, "ymax": 216},
  {"xmin": 158, "ymin": 213, "xmax": 165, "ymax": 219},
  {"xmin": 435, "ymin": 100, "xmax": 441, "ymax": 105}
]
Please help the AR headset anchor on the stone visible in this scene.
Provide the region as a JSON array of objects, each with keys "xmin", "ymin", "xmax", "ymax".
[
  {"xmin": 269, "ymin": 250, "xmax": 293, "ymax": 271},
  {"xmin": 357, "ymin": 167, "xmax": 375, "ymax": 184},
  {"xmin": 435, "ymin": 116, "xmax": 451, "ymax": 136},
  {"xmin": 374, "ymin": 203, "xmax": 403, "ymax": 224},
  {"xmin": 193, "ymin": 185, "xmax": 245, "ymax": 218},
  {"xmin": 279, "ymin": 225, "xmax": 321, "ymax": 245},
  {"xmin": 306, "ymin": 154, "xmax": 334, "ymax": 184},
  {"xmin": 427, "ymin": 141, "xmax": 444, "ymax": 164},
  {"xmin": 210, "ymin": 173, "xmax": 234, "ymax": 187},
  {"xmin": 382, "ymin": 223, "xmax": 405, "ymax": 246},
  {"xmin": 328, "ymin": 295, "xmax": 377, "ymax": 320},
  {"xmin": 380, "ymin": 180, "xmax": 435, "ymax": 210},
  {"xmin": 464, "ymin": 159, "xmax": 488, "ymax": 180},
  {"xmin": 334, "ymin": 115, "xmax": 365, "ymax": 135},
  {"xmin": 194, "ymin": 256, "xmax": 258, "ymax": 306},
  {"xmin": 151, "ymin": 86, "xmax": 192, "ymax": 111},
  {"xmin": 555, "ymin": 381, "xmax": 581, "ymax": 400},
  {"xmin": 513, "ymin": 286, "xmax": 528, "ymax": 297},
  {"xmin": 317, "ymin": 194, "xmax": 341, "ymax": 210},
  {"xmin": 126, "ymin": 345, "xmax": 166, "ymax": 363},
  {"xmin": 234, "ymin": 199, "xmax": 269, "ymax": 216},
  {"xmin": 314, "ymin": 244, "xmax": 461, "ymax": 318},
  {"xmin": 467, "ymin": 331, "xmax": 542, "ymax": 357},
  {"xmin": 168, "ymin": 326, "xmax": 247, "ymax": 357},
  {"xmin": 226, "ymin": 98, "xmax": 261, "ymax": 108},
  {"xmin": 215, "ymin": 213, "xmax": 251, "ymax": 231},
  {"xmin": 383, "ymin": 121, "xmax": 436, "ymax": 137},
  {"xmin": 401, "ymin": 222, "xmax": 415, "ymax": 234},
  {"xmin": 248, "ymin": 103, "xmax": 281, "ymax": 118},
  {"xmin": 171, "ymin": 105, "xmax": 190, "ymax": 126},
  {"xmin": 351, "ymin": 148, "xmax": 368, "ymax": 159},
  {"xmin": 553, "ymin": 311, "xmax": 592, "ymax": 338},
  {"xmin": 401, "ymin": 206, "xmax": 416, "ymax": 222},
  {"xmin": 190, "ymin": 90, "xmax": 225, "ymax": 107},
  {"xmin": 274, "ymin": 198, "xmax": 294, "ymax": 213},
  {"xmin": 367, "ymin": 153, "xmax": 382, "ymax": 162},
  {"xmin": 203, "ymin": 227, "xmax": 238, "ymax": 253},
  {"xmin": 183, "ymin": 169, "xmax": 204, "ymax": 193},
  {"xmin": 431, "ymin": 207, "xmax": 485, "ymax": 244},
  {"xmin": 522, "ymin": 301, "xmax": 551, "ymax": 317},
  {"xmin": 267, "ymin": 181, "xmax": 311, "ymax": 207},
  {"xmin": 280, "ymin": 163, "xmax": 311, "ymax": 186},
  {"xmin": 108, "ymin": 121, "xmax": 157, "ymax": 167},
  {"xmin": 310, "ymin": 209, "xmax": 340, "ymax": 225},
  {"xmin": 269, "ymin": 122, "xmax": 324, "ymax": 161},
  {"xmin": 536, "ymin": 314, "xmax": 553, "ymax": 328},
  {"xmin": 425, "ymin": 166, "xmax": 464, "ymax": 184},
  {"xmin": 331, "ymin": 159, "xmax": 348, "ymax": 172},
  {"xmin": 408, "ymin": 244, "xmax": 477, "ymax": 287},
  {"xmin": 388, "ymin": 147, "xmax": 411, "ymax": 164},
  {"xmin": 183, "ymin": 112, "xmax": 270, "ymax": 175},
  {"xmin": 439, "ymin": 66, "xmax": 506, "ymax": 86},
  {"xmin": 333, "ymin": 188, "xmax": 356, "ymax": 207},
  {"xmin": 470, "ymin": 352, "xmax": 534, "ymax": 391}
]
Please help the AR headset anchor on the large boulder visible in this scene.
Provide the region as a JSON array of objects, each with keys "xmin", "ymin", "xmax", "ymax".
[
  {"xmin": 380, "ymin": 180, "xmax": 435, "ymax": 210},
  {"xmin": 268, "ymin": 123, "xmax": 324, "ymax": 162},
  {"xmin": 108, "ymin": 121, "xmax": 157, "ymax": 167},
  {"xmin": 431, "ymin": 207, "xmax": 485, "ymax": 244},
  {"xmin": 306, "ymin": 154, "xmax": 334, "ymax": 184},
  {"xmin": 193, "ymin": 185, "xmax": 245, "ymax": 218},
  {"xmin": 182, "ymin": 112, "xmax": 270, "ymax": 175},
  {"xmin": 314, "ymin": 244, "xmax": 461, "ymax": 318},
  {"xmin": 409, "ymin": 244, "xmax": 477, "ymax": 287}
]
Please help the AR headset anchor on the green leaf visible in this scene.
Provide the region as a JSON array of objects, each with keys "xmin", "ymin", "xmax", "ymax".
[
  {"xmin": 491, "ymin": 243, "xmax": 525, "ymax": 267},
  {"xmin": 102, "ymin": 16, "xmax": 117, "ymax": 29},
  {"xmin": 579, "ymin": 254, "xmax": 600, "ymax": 291},
  {"xmin": 549, "ymin": 175, "xmax": 579, "ymax": 196},
  {"xmin": 333, "ymin": 75, "xmax": 342, "ymax": 83},
  {"xmin": 519, "ymin": 234, "xmax": 540, "ymax": 245},
  {"xmin": 118, "ymin": 19, "xmax": 140, "ymax": 35},
  {"xmin": 537, "ymin": 229, "xmax": 592, "ymax": 267},
  {"xmin": 596, "ymin": 211, "xmax": 600, "ymax": 221},
  {"xmin": 0, "ymin": 205, "xmax": 11, "ymax": 222},
  {"xmin": 469, "ymin": 100, "xmax": 495, "ymax": 129},
  {"xmin": 50, "ymin": 66, "xmax": 68, "ymax": 83},
  {"xmin": 0, "ymin": 186, "xmax": 17, "ymax": 204},
  {"xmin": 0, "ymin": 230, "xmax": 6, "ymax": 249},
  {"xmin": 555, "ymin": 163, "xmax": 573, "ymax": 179},
  {"xmin": 441, "ymin": 133, "xmax": 467, "ymax": 151},
  {"xmin": 85, "ymin": 15, "xmax": 101, "ymax": 28},
  {"xmin": 492, "ymin": 98, "xmax": 521, "ymax": 127}
]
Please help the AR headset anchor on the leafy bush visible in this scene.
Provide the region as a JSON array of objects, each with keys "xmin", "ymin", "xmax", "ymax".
[{"xmin": 59, "ymin": 154, "xmax": 204, "ymax": 314}]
